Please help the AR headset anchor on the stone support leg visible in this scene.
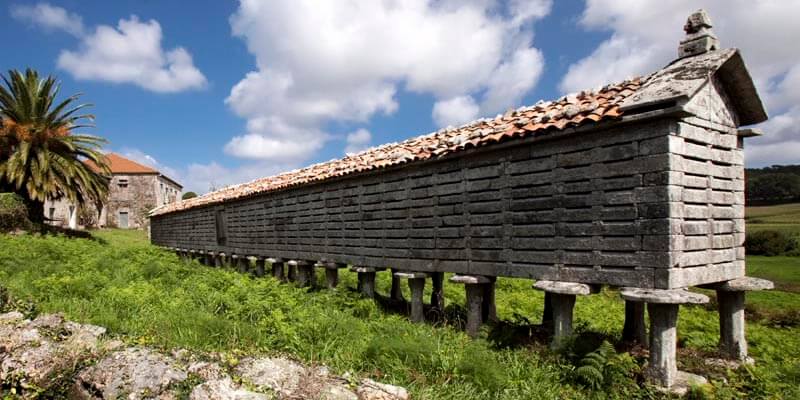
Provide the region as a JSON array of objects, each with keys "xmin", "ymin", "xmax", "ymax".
[
  {"xmin": 287, "ymin": 264, "xmax": 297, "ymax": 282},
  {"xmin": 325, "ymin": 268, "xmax": 339, "ymax": 289},
  {"xmin": 465, "ymin": 284, "xmax": 484, "ymax": 338},
  {"xmin": 430, "ymin": 272, "xmax": 445, "ymax": 311},
  {"xmin": 717, "ymin": 290, "xmax": 746, "ymax": 360},
  {"xmin": 482, "ymin": 277, "xmax": 497, "ymax": 323},
  {"xmin": 408, "ymin": 277, "xmax": 426, "ymax": 323},
  {"xmin": 390, "ymin": 269, "xmax": 405, "ymax": 301},
  {"xmin": 623, "ymin": 300, "xmax": 648, "ymax": 346},
  {"xmin": 271, "ymin": 262, "xmax": 285, "ymax": 281},
  {"xmin": 358, "ymin": 271, "xmax": 376, "ymax": 298},
  {"xmin": 647, "ymin": 303, "xmax": 679, "ymax": 388},
  {"xmin": 254, "ymin": 258, "xmax": 265, "ymax": 277},
  {"xmin": 235, "ymin": 257, "xmax": 249, "ymax": 274},
  {"xmin": 551, "ymin": 293, "xmax": 576, "ymax": 349},
  {"xmin": 295, "ymin": 263, "xmax": 313, "ymax": 287},
  {"xmin": 214, "ymin": 254, "xmax": 223, "ymax": 268}
]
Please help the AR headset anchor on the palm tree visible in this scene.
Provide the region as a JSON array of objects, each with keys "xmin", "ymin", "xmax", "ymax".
[{"xmin": 0, "ymin": 69, "xmax": 110, "ymax": 224}]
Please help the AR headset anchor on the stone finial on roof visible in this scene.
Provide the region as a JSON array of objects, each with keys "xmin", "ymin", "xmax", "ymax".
[{"xmin": 678, "ymin": 10, "xmax": 719, "ymax": 59}]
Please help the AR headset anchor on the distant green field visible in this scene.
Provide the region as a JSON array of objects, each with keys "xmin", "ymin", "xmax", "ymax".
[{"xmin": 746, "ymin": 203, "xmax": 800, "ymax": 237}]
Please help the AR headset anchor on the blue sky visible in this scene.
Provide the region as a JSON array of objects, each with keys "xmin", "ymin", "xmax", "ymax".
[{"xmin": 3, "ymin": 1, "xmax": 799, "ymax": 193}]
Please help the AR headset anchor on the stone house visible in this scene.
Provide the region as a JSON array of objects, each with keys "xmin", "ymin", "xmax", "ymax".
[{"xmin": 45, "ymin": 153, "xmax": 182, "ymax": 229}]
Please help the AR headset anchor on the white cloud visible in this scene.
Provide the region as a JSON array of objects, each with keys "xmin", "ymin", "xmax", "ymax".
[
  {"xmin": 10, "ymin": 2, "xmax": 84, "ymax": 37},
  {"xmin": 433, "ymin": 96, "xmax": 480, "ymax": 128},
  {"xmin": 224, "ymin": 0, "xmax": 551, "ymax": 163},
  {"xmin": 12, "ymin": 3, "xmax": 206, "ymax": 93},
  {"xmin": 57, "ymin": 16, "xmax": 206, "ymax": 93},
  {"xmin": 562, "ymin": 0, "xmax": 800, "ymax": 167},
  {"xmin": 345, "ymin": 129, "xmax": 372, "ymax": 154}
]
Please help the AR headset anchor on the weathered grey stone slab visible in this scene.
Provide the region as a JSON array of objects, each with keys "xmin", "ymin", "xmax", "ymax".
[
  {"xmin": 351, "ymin": 266, "xmax": 377, "ymax": 273},
  {"xmin": 394, "ymin": 272, "xmax": 429, "ymax": 279},
  {"xmin": 620, "ymin": 288, "xmax": 709, "ymax": 304},
  {"xmin": 450, "ymin": 275, "xmax": 492, "ymax": 284},
  {"xmin": 701, "ymin": 277, "xmax": 774, "ymax": 292},
  {"xmin": 533, "ymin": 280, "xmax": 598, "ymax": 296}
]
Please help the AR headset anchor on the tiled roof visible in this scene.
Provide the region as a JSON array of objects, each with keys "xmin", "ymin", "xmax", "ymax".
[
  {"xmin": 150, "ymin": 77, "xmax": 645, "ymax": 216},
  {"xmin": 87, "ymin": 153, "xmax": 158, "ymax": 174}
]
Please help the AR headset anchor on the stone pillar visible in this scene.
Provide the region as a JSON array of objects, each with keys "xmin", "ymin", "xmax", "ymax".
[
  {"xmin": 701, "ymin": 277, "xmax": 773, "ymax": 361},
  {"xmin": 352, "ymin": 267, "xmax": 377, "ymax": 298},
  {"xmin": 319, "ymin": 262, "xmax": 345, "ymax": 289},
  {"xmin": 622, "ymin": 300, "xmax": 648, "ymax": 346},
  {"xmin": 533, "ymin": 281, "xmax": 599, "ymax": 349},
  {"xmin": 214, "ymin": 253, "xmax": 224, "ymax": 268},
  {"xmin": 253, "ymin": 257, "xmax": 265, "ymax": 277},
  {"xmin": 482, "ymin": 276, "xmax": 498, "ymax": 323},
  {"xmin": 620, "ymin": 288, "xmax": 709, "ymax": 390},
  {"xmin": 267, "ymin": 258, "xmax": 285, "ymax": 282},
  {"xmin": 390, "ymin": 269, "xmax": 405, "ymax": 301},
  {"xmin": 287, "ymin": 262, "xmax": 297, "ymax": 282},
  {"xmin": 450, "ymin": 275, "xmax": 491, "ymax": 337},
  {"xmin": 430, "ymin": 272, "xmax": 445, "ymax": 311},
  {"xmin": 395, "ymin": 272, "xmax": 428, "ymax": 323},
  {"xmin": 232, "ymin": 255, "xmax": 248, "ymax": 274},
  {"xmin": 290, "ymin": 260, "xmax": 312, "ymax": 287}
]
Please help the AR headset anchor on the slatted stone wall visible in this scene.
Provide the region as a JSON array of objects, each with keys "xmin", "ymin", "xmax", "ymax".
[{"xmin": 151, "ymin": 116, "xmax": 746, "ymax": 289}]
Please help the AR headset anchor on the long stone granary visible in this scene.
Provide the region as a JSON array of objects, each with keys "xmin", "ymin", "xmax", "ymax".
[{"xmin": 150, "ymin": 11, "xmax": 770, "ymax": 391}]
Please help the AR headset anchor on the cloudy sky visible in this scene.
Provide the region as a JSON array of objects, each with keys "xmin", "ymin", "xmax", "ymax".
[{"xmin": 3, "ymin": 0, "xmax": 798, "ymax": 193}]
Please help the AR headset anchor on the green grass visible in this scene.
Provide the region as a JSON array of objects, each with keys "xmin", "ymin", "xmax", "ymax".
[
  {"xmin": 746, "ymin": 203, "xmax": 800, "ymax": 237},
  {"xmin": 1, "ymin": 229, "xmax": 799, "ymax": 399}
]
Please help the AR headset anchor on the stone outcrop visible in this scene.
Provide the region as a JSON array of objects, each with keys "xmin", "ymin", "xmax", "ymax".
[{"xmin": 0, "ymin": 312, "xmax": 409, "ymax": 400}]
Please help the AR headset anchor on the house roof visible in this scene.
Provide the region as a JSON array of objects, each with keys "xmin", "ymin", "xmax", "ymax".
[
  {"xmin": 150, "ymin": 48, "xmax": 765, "ymax": 217},
  {"xmin": 87, "ymin": 153, "xmax": 183, "ymax": 189},
  {"xmin": 87, "ymin": 153, "xmax": 158, "ymax": 174}
]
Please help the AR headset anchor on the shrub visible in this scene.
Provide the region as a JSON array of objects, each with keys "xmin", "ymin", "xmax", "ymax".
[
  {"xmin": 0, "ymin": 193, "xmax": 31, "ymax": 231},
  {"xmin": 745, "ymin": 230, "xmax": 798, "ymax": 256}
]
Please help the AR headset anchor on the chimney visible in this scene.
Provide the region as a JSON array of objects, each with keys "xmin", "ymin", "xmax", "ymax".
[{"xmin": 678, "ymin": 9, "xmax": 719, "ymax": 58}]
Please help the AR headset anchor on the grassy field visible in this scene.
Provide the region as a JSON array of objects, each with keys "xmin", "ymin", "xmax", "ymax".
[
  {"xmin": 0, "ymin": 229, "xmax": 799, "ymax": 399},
  {"xmin": 746, "ymin": 203, "xmax": 800, "ymax": 237}
]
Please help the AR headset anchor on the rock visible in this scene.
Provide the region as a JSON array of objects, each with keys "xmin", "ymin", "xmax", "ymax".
[
  {"xmin": 0, "ymin": 311, "xmax": 25, "ymax": 323},
  {"xmin": 235, "ymin": 357, "xmax": 306, "ymax": 397},
  {"xmin": 72, "ymin": 347, "xmax": 187, "ymax": 400},
  {"xmin": 188, "ymin": 361, "xmax": 225, "ymax": 381},
  {"xmin": 190, "ymin": 378, "xmax": 270, "ymax": 400},
  {"xmin": 319, "ymin": 383, "xmax": 358, "ymax": 400},
  {"xmin": 0, "ymin": 313, "xmax": 104, "ymax": 394},
  {"xmin": 533, "ymin": 281, "xmax": 598, "ymax": 296},
  {"xmin": 620, "ymin": 288, "xmax": 709, "ymax": 304},
  {"xmin": 356, "ymin": 379, "xmax": 410, "ymax": 400}
]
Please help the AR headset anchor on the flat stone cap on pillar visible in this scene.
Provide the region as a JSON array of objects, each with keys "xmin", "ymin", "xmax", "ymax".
[
  {"xmin": 265, "ymin": 258, "xmax": 283, "ymax": 263},
  {"xmin": 450, "ymin": 275, "xmax": 491, "ymax": 284},
  {"xmin": 699, "ymin": 277, "xmax": 774, "ymax": 292},
  {"xmin": 287, "ymin": 260, "xmax": 310, "ymax": 266},
  {"xmin": 533, "ymin": 280, "xmax": 598, "ymax": 295},
  {"xmin": 247, "ymin": 256, "xmax": 260, "ymax": 261},
  {"xmin": 620, "ymin": 288, "xmax": 709, "ymax": 304},
  {"xmin": 351, "ymin": 266, "xmax": 377, "ymax": 273},
  {"xmin": 394, "ymin": 271, "xmax": 428, "ymax": 279}
]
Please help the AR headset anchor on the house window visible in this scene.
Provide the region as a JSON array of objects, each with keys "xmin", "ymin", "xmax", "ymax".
[
  {"xmin": 48, "ymin": 207, "xmax": 55, "ymax": 221},
  {"xmin": 118, "ymin": 178, "xmax": 129, "ymax": 188}
]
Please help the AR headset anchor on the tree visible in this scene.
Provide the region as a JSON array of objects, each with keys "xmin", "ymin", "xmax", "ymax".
[
  {"xmin": 182, "ymin": 191, "xmax": 197, "ymax": 200},
  {"xmin": 0, "ymin": 69, "xmax": 110, "ymax": 223}
]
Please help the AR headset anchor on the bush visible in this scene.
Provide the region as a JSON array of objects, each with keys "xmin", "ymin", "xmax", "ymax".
[
  {"xmin": 746, "ymin": 230, "xmax": 798, "ymax": 256},
  {"xmin": 0, "ymin": 193, "xmax": 31, "ymax": 231}
]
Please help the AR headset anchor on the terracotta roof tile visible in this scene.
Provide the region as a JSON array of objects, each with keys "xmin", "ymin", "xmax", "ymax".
[
  {"xmin": 151, "ymin": 76, "xmax": 646, "ymax": 216},
  {"xmin": 87, "ymin": 153, "xmax": 158, "ymax": 174}
]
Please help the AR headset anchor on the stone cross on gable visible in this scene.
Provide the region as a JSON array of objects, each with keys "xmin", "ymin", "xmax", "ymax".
[{"xmin": 678, "ymin": 9, "xmax": 720, "ymax": 58}]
